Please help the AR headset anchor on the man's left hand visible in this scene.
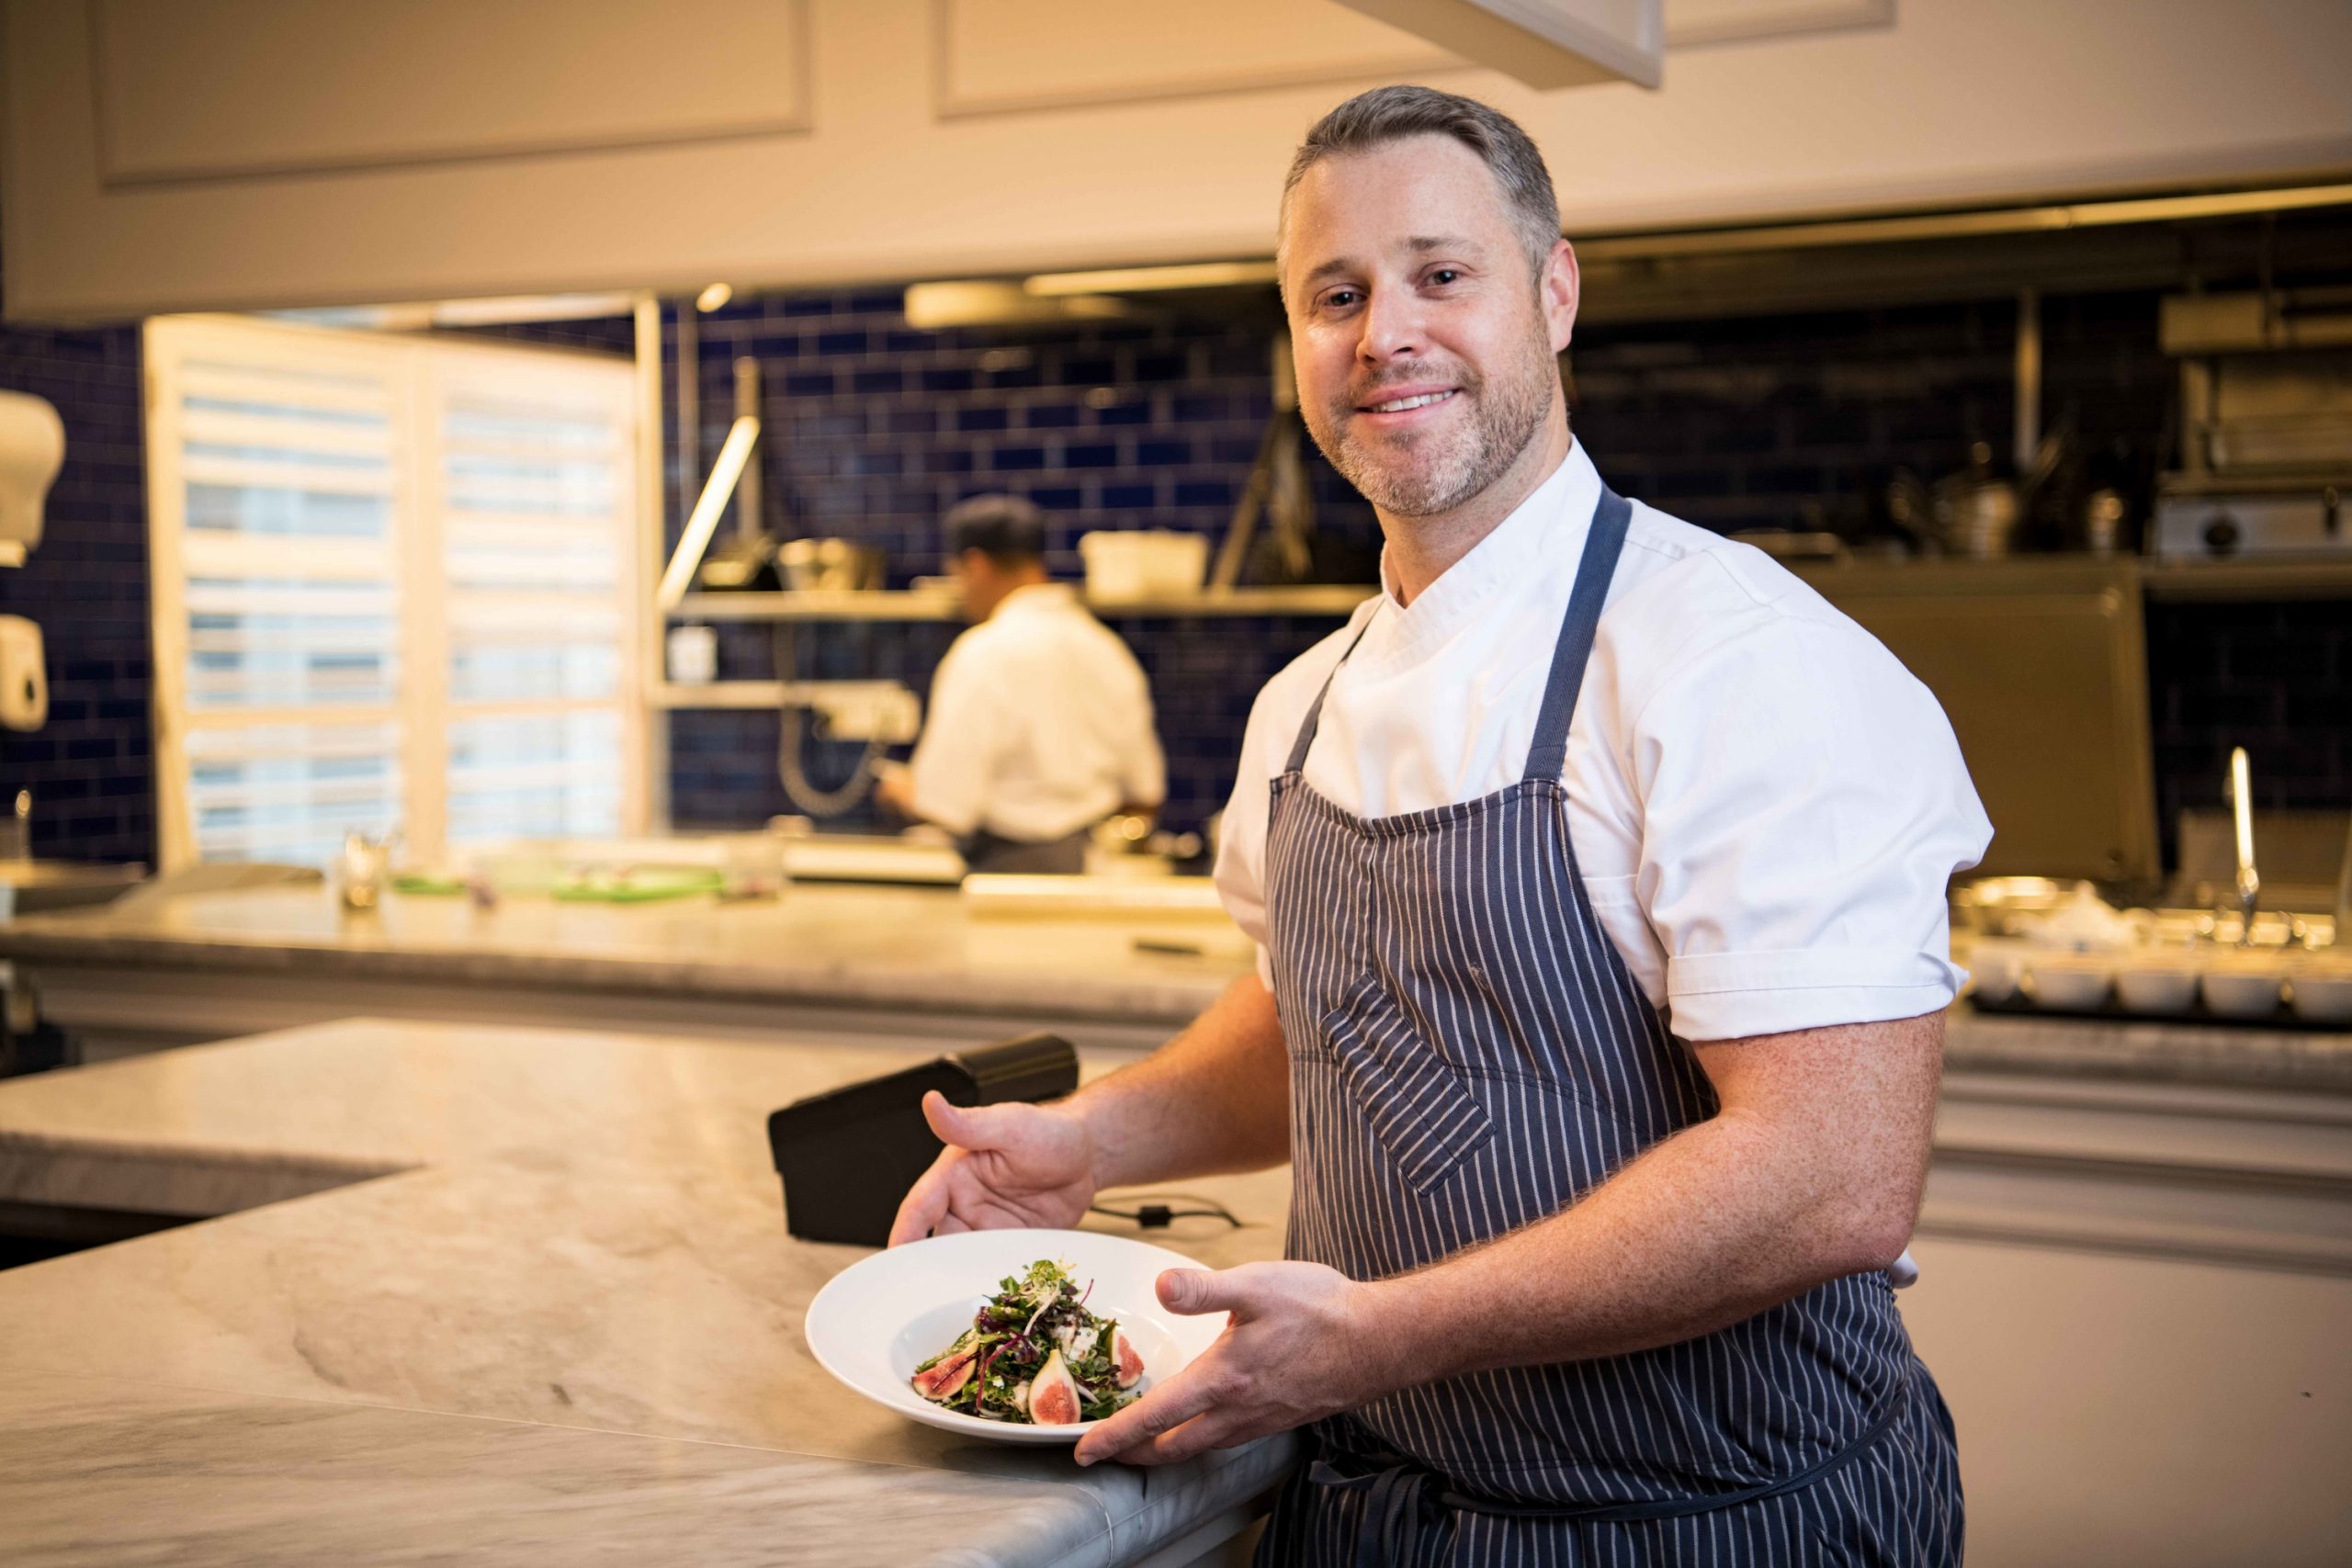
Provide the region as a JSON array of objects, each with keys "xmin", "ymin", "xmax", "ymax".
[{"xmin": 1073, "ymin": 1260, "xmax": 1398, "ymax": 1467}]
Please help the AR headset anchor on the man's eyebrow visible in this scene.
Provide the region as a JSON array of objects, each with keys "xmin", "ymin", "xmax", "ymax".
[{"xmin": 1299, "ymin": 234, "xmax": 1486, "ymax": 287}]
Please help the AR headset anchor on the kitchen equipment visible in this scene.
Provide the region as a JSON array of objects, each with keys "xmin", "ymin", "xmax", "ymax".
[
  {"xmin": 1938, "ymin": 443, "xmax": 2021, "ymax": 558},
  {"xmin": 335, "ymin": 830, "xmax": 394, "ymax": 911},
  {"xmin": 694, "ymin": 357, "xmax": 785, "ymax": 592},
  {"xmin": 2153, "ymin": 472, "xmax": 2347, "ymax": 558},
  {"xmin": 0, "ymin": 389, "xmax": 62, "ymax": 566},
  {"xmin": 776, "ymin": 537, "xmax": 887, "ymax": 592},
  {"xmin": 0, "ymin": 615, "xmax": 43, "ymax": 731},
  {"xmin": 2081, "ymin": 487, "xmax": 2127, "ymax": 555},
  {"xmin": 665, "ymin": 622, "xmax": 718, "ymax": 684},
  {"xmin": 0, "ymin": 789, "xmax": 26, "ymax": 862},
  {"xmin": 802, "ymin": 1228, "xmax": 1224, "ymax": 1444},
  {"xmin": 2289, "ymin": 958, "xmax": 2352, "ymax": 1023},
  {"xmin": 766, "ymin": 1032, "xmax": 1077, "ymax": 1246},
  {"xmin": 2153, "ymin": 297, "xmax": 2352, "ymax": 559},
  {"xmin": 2023, "ymin": 955, "xmax": 2113, "ymax": 1011},
  {"xmin": 549, "ymin": 864, "xmax": 725, "ymax": 903},
  {"xmin": 2228, "ymin": 747, "xmax": 2260, "ymax": 943},
  {"xmin": 1079, "ymin": 530, "xmax": 1208, "ymax": 599},
  {"xmin": 1829, "ymin": 558, "xmax": 2157, "ymax": 884},
  {"xmin": 961, "ymin": 873, "xmax": 1230, "ymax": 919},
  {"xmin": 2114, "ymin": 962, "xmax": 2199, "ymax": 1015},
  {"xmin": 1964, "ymin": 939, "xmax": 2024, "ymax": 1001},
  {"xmin": 2200, "ymin": 959, "xmax": 2285, "ymax": 1020}
]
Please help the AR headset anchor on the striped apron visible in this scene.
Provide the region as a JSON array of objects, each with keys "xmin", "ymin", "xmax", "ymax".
[{"xmin": 1252, "ymin": 485, "xmax": 1962, "ymax": 1566}]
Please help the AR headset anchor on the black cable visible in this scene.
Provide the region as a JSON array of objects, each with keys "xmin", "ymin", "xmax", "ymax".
[{"xmin": 1087, "ymin": 1192, "xmax": 1246, "ymax": 1230}]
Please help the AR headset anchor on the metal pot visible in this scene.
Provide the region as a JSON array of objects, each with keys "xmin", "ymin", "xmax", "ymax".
[
  {"xmin": 778, "ymin": 538, "xmax": 887, "ymax": 592},
  {"xmin": 1935, "ymin": 443, "xmax": 2020, "ymax": 558}
]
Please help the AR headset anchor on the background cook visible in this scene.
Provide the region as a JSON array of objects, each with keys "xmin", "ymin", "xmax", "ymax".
[{"xmin": 876, "ymin": 493, "xmax": 1167, "ymax": 874}]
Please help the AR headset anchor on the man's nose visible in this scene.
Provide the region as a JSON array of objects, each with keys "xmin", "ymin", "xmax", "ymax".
[{"xmin": 1356, "ymin": 284, "xmax": 1425, "ymax": 366}]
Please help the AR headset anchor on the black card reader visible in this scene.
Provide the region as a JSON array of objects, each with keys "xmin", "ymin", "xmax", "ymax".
[{"xmin": 766, "ymin": 1032, "xmax": 1079, "ymax": 1247}]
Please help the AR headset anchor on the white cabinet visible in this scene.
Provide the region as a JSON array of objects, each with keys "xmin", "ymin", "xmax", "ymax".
[
  {"xmin": 1340, "ymin": 0, "xmax": 1661, "ymax": 89},
  {"xmin": 6, "ymin": 0, "xmax": 2350, "ymax": 320}
]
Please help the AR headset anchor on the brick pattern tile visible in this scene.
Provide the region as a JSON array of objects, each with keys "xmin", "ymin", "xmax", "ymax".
[{"xmin": 0, "ymin": 282, "xmax": 2338, "ymax": 864}]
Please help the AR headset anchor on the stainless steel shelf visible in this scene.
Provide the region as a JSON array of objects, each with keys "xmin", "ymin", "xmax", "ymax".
[
  {"xmin": 2138, "ymin": 558, "xmax": 2352, "ymax": 602},
  {"xmin": 672, "ymin": 586, "xmax": 1375, "ymax": 623}
]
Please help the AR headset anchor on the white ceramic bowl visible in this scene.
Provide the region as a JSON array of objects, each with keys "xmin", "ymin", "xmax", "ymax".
[
  {"xmin": 1966, "ymin": 944, "xmax": 2024, "ymax": 1004},
  {"xmin": 2200, "ymin": 967, "xmax": 2283, "ymax": 1020},
  {"xmin": 2288, "ymin": 967, "xmax": 2352, "ymax": 1024},
  {"xmin": 2025, "ymin": 960, "xmax": 2111, "ymax": 1012},
  {"xmin": 803, "ymin": 1228, "xmax": 1222, "ymax": 1445},
  {"xmin": 2115, "ymin": 965, "xmax": 2199, "ymax": 1015}
]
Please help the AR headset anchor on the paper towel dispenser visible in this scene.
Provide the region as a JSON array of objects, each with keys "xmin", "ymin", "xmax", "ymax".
[{"xmin": 0, "ymin": 390, "xmax": 63, "ymax": 569}]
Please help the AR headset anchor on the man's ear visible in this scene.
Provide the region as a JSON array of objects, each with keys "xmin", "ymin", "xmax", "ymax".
[{"xmin": 1543, "ymin": 239, "xmax": 1580, "ymax": 354}]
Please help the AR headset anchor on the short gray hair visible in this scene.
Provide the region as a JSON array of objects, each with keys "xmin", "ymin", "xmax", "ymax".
[{"xmin": 1279, "ymin": 85, "xmax": 1562, "ymax": 283}]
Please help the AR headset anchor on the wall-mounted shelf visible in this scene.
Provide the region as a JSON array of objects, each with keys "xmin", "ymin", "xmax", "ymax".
[{"xmin": 672, "ymin": 586, "xmax": 1377, "ymax": 623}]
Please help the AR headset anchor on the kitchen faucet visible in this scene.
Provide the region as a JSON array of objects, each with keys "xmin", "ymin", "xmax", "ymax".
[{"xmin": 2229, "ymin": 747, "xmax": 2259, "ymax": 946}]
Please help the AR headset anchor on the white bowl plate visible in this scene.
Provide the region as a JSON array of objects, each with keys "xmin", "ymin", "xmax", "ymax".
[
  {"xmin": 2201, "ymin": 970, "xmax": 2283, "ymax": 1020},
  {"xmin": 804, "ymin": 1228, "xmax": 1223, "ymax": 1445},
  {"xmin": 2026, "ymin": 964, "xmax": 2111, "ymax": 1011},
  {"xmin": 2289, "ymin": 972, "xmax": 2352, "ymax": 1023},
  {"xmin": 2115, "ymin": 968, "xmax": 2199, "ymax": 1015}
]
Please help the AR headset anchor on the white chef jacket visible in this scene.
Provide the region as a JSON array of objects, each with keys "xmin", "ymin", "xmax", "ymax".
[
  {"xmin": 909, "ymin": 582, "xmax": 1166, "ymax": 843},
  {"xmin": 1215, "ymin": 441, "xmax": 1992, "ymax": 1043}
]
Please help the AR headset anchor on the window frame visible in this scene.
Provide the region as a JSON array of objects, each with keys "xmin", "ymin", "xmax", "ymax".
[{"xmin": 143, "ymin": 312, "xmax": 648, "ymax": 872}]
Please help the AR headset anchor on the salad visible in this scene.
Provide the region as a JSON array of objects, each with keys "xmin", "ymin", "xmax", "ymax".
[{"xmin": 910, "ymin": 1258, "xmax": 1146, "ymax": 1425}]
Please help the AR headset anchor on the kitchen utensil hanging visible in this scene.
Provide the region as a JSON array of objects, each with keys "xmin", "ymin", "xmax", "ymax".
[{"xmin": 695, "ymin": 356, "xmax": 785, "ymax": 592}]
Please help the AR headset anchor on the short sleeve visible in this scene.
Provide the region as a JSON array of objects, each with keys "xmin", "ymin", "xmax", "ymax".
[
  {"xmin": 1629, "ymin": 609, "xmax": 1992, "ymax": 1043},
  {"xmin": 907, "ymin": 635, "xmax": 1002, "ymax": 836}
]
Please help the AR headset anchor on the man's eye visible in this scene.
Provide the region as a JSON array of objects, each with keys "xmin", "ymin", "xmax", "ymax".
[
  {"xmin": 1429, "ymin": 269, "xmax": 1462, "ymax": 286},
  {"xmin": 1323, "ymin": 289, "xmax": 1362, "ymax": 310}
]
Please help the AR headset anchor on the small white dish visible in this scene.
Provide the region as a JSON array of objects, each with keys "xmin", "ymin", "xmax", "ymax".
[
  {"xmin": 1967, "ymin": 945, "xmax": 2023, "ymax": 1004},
  {"xmin": 2114, "ymin": 966, "xmax": 2199, "ymax": 1015},
  {"xmin": 803, "ymin": 1228, "xmax": 1221, "ymax": 1445},
  {"xmin": 2288, "ymin": 968, "xmax": 2352, "ymax": 1024},
  {"xmin": 2200, "ymin": 967, "xmax": 2283, "ymax": 1020},
  {"xmin": 2026, "ymin": 960, "xmax": 2111, "ymax": 1012}
]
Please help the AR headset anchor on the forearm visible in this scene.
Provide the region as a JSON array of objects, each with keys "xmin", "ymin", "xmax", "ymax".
[
  {"xmin": 1364, "ymin": 1013, "xmax": 1939, "ymax": 1382},
  {"xmin": 1070, "ymin": 974, "xmax": 1291, "ymax": 1190}
]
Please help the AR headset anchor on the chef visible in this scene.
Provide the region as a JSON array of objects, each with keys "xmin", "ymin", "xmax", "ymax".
[
  {"xmin": 892, "ymin": 85, "xmax": 1988, "ymax": 1563},
  {"xmin": 875, "ymin": 493, "xmax": 1166, "ymax": 874}
]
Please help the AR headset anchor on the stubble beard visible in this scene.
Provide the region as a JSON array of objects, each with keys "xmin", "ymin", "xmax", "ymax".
[{"xmin": 1306, "ymin": 333, "xmax": 1557, "ymax": 519}]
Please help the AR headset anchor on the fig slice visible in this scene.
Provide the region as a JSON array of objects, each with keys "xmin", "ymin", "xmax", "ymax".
[
  {"xmin": 1028, "ymin": 1348, "xmax": 1082, "ymax": 1426},
  {"xmin": 1109, "ymin": 1325, "xmax": 1145, "ymax": 1390},
  {"xmin": 911, "ymin": 1337, "xmax": 978, "ymax": 1403}
]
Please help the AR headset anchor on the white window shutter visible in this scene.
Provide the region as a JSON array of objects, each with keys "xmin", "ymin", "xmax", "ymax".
[{"xmin": 144, "ymin": 316, "xmax": 641, "ymax": 872}]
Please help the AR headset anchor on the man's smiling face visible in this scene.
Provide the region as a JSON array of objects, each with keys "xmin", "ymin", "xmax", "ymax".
[{"xmin": 1279, "ymin": 133, "xmax": 1575, "ymax": 521}]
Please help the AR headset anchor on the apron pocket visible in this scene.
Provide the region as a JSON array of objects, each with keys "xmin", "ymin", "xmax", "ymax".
[{"xmin": 1321, "ymin": 977, "xmax": 1497, "ymax": 1194}]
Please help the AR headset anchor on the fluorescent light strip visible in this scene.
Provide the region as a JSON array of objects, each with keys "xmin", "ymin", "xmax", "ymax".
[
  {"xmin": 1023, "ymin": 261, "xmax": 1278, "ymax": 297},
  {"xmin": 657, "ymin": 415, "xmax": 759, "ymax": 610}
]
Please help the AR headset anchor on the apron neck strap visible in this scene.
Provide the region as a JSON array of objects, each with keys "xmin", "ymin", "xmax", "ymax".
[
  {"xmin": 1279, "ymin": 483, "xmax": 1634, "ymax": 781},
  {"xmin": 1522, "ymin": 484, "xmax": 1632, "ymax": 783},
  {"xmin": 1283, "ymin": 613, "xmax": 1375, "ymax": 775}
]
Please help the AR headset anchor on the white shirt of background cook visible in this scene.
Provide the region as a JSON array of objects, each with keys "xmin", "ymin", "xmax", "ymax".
[
  {"xmin": 910, "ymin": 582, "xmax": 1166, "ymax": 843},
  {"xmin": 1214, "ymin": 441, "xmax": 1993, "ymax": 1045}
]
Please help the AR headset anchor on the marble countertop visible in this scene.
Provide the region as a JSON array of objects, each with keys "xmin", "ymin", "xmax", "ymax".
[
  {"xmin": 4, "ymin": 884, "xmax": 2346, "ymax": 1093},
  {"xmin": 0, "ymin": 1020, "xmax": 1297, "ymax": 1566},
  {"xmin": 0, "ymin": 883, "xmax": 1254, "ymax": 1030}
]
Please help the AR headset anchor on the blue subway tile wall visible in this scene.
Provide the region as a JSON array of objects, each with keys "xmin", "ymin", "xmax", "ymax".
[
  {"xmin": 658, "ymin": 282, "xmax": 2345, "ymax": 847},
  {"xmin": 0, "ymin": 320, "xmax": 154, "ymax": 866},
  {"xmin": 0, "ymin": 277, "xmax": 2335, "ymax": 866},
  {"xmin": 2145, "ymin": 599, "xmax": 2351, "ymax": 862},
  {"xmin": 662, "ymin": 292, "xmax": 1377, "ymax": 834}
]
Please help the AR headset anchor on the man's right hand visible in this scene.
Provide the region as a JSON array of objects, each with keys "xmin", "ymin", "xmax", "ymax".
[{"xmin": 886, "ymin": 1090, "xmax": 1100, "ymax": 1247}]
